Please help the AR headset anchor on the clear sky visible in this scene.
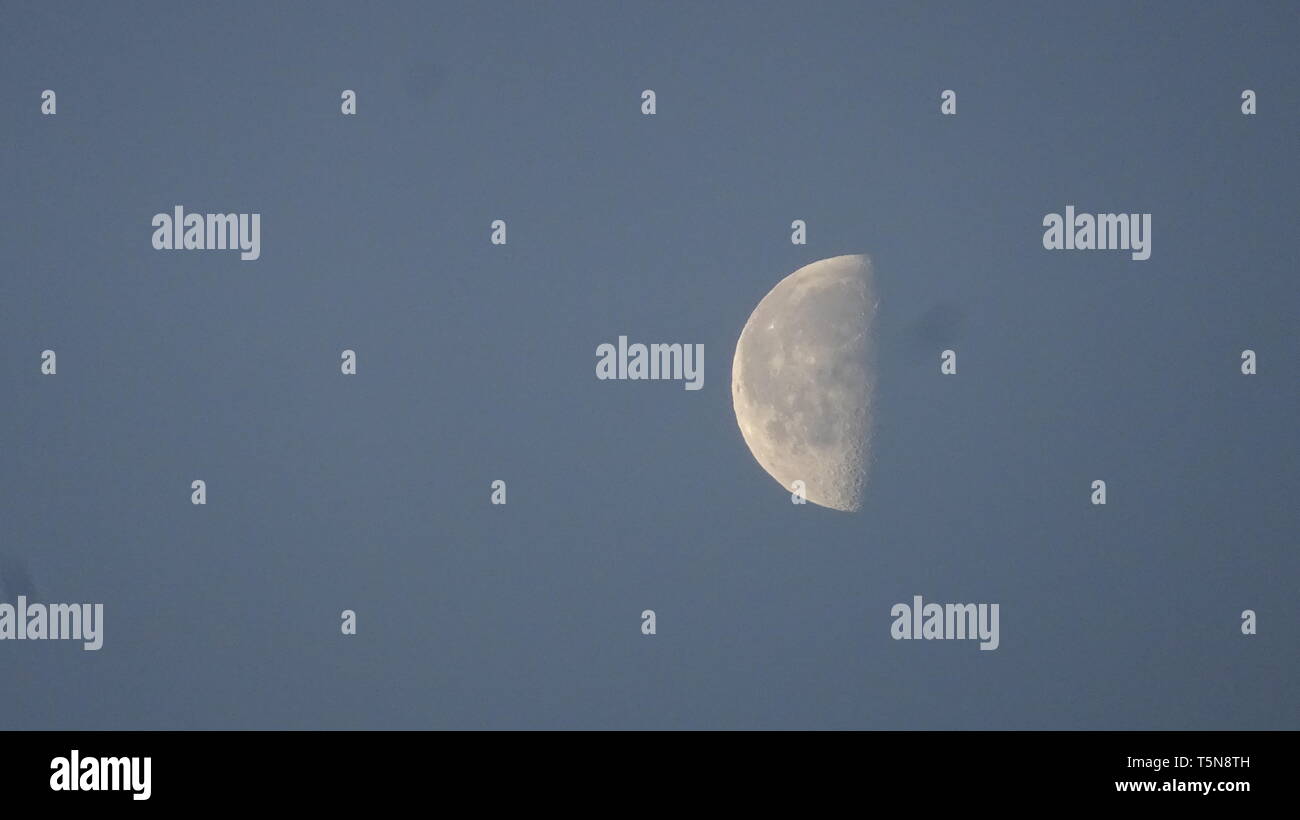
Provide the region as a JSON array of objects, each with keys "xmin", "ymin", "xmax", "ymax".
[{"xmin": 1, "ymin": 0, "xmax": 1296, "ymax": 729}]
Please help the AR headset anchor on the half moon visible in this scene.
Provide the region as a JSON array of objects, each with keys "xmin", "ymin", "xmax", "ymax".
[{"xmin": 731, "ymin": 254, "xmax": 877, "ymax": 512}]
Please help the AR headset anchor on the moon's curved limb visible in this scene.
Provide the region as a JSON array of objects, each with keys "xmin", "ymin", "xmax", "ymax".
[{"xmin": 731, "ymin": 255, "xmax": 877, "ymax": 512}]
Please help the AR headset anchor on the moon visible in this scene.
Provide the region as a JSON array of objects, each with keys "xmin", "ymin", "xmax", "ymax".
[{"xmin": 731, "ymin": 254, "xmax": 878, "ymax": 512}]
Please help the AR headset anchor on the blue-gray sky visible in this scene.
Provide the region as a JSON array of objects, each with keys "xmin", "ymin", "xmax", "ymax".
[{"xmin": 1, "ymin": 0, "xmax": 1296, "ymax": 729}]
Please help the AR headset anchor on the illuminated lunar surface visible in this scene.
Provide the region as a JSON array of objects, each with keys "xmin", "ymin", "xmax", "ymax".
[{"xmin": 731, "ymin": 255, "xmax": 877, "ymax": 512}]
